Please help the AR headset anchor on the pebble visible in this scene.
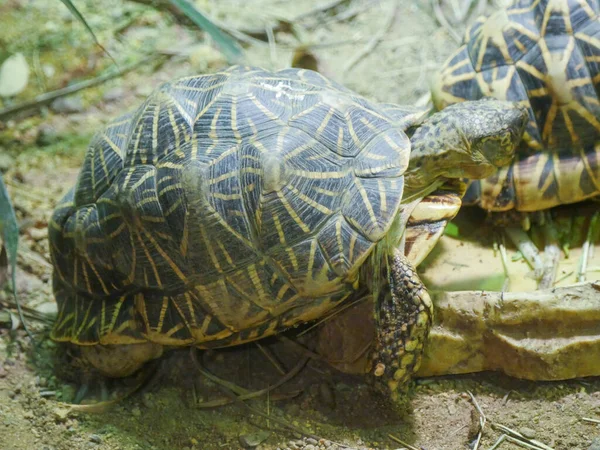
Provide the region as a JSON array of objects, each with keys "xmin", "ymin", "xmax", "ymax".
[
  {"xmin": 103, "ymin": 87, "xmax": 125, "ymax": 102},
  {"xmin": 519, "ymin": 427, "xmax": 536, "ymax": 439},
  {"xmin": 238, "ymin": 430, "xmax": 270, "ymax": 448},
  {"xmin": 52, "ymin": 407, "xmax": 69, "ymax": 423},
  {"xmin": 0, "ymin": 152, "xmax": 14, "ymax": 171},
  {"xmin": 304, "ymin": 445, "xmax": 316, "ymax": 450},
  {"xmin": 51, "ymin": 96, "xmax": 85, "ymax": 114},
  {"xmin": 142, "ymin": 393, "xmax": 154, "ymax": 409},
  {"xmin": 305, "ymin": 438, "xmax": 318, "ymax": 446},
  {"xmin": 89, "ymin": 434, "xmax": 102, "ymax": 444},
  {"xmin": 0, "ymin": 366, "xmax": 7, "ymax": 378},
  {"xmin": 28, "ymin": 227, "xmax": 48, "ymax": 241},
  {"xmin": 589, "ymin": 437, "xmax": 600, "ymax": 450},
  {"xmin": 36, "ymin": 124, "xmax": 58, "ymax": 146}
]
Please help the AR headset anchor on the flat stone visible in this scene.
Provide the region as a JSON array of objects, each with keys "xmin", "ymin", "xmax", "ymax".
[{"xmin": 239, "ymin": 430, "xmax": 270, "ymax": 448}]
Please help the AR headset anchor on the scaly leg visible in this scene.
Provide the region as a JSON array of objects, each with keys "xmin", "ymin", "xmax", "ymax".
[{"xmin": 371, "ymin": 248, "xmax": 433, "ymax": 399}]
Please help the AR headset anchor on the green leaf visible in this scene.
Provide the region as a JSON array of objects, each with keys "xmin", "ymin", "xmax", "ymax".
[
  {"xmin": 58, "ymin": 0, "xmax": 117, "ymax": 66},
  {"xmin": 168, "ymin": 0, "xmax": 243, "ymax": 64},
  {"xmin": 0, "ymin": 173, "xmax": 33, "ymax": 340},
  {"xmin": 443, "ymin": 222, "xmax": 460, "ymax": 238}
]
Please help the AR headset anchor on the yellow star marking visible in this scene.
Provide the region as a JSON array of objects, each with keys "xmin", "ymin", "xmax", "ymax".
[
  {"xmin": 140, "ymin": 226, "xmax": 187, "ymax": 282},
  {"xmin": 287, "ymin": 185, "xmax": 332, "ymax": 215},
  {"xmin": 180, "ymin": 213, "xmax": 189, "ymax": 257},
  {"xmin": 285, "ymin": 247, "xmax": 299, "ymax": 272},
  {"xmin": 276, "ymin": 191, "xmax": 310, "ymax": 233},
  {"xmin": 273, "ymin": 212, "xmax": 286, "ymax": 245},
  {"xmin": 135, "ymin": 232, "xmax": 162, "ymax": 288},
  {"xmin": 354, "ymin": 178, "xmax": 379, "ymax": 231},
  {"xmin": 106, "ymin": 296, "xmax": 127, "ymax": 337}
]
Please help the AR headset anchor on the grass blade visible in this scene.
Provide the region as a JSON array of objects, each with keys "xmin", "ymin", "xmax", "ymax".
[
  {"xmin": 0, "ymin": 173, "xmax": 33, "ymax": 340},
  {"xmin": 58, "ymin": 0, "xmax": 117, "ymax": 66},
  {"xmin": 168, "ymin": 0, "xmax": 243, "ymax": 64}
]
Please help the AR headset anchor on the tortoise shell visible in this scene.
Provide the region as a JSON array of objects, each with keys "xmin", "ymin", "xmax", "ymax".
[
  {"xmin": 49, "ymin": 66, "xmax": 411, "ymax": 348},
  {"xmin": 432, "ymin": 0, "xmax": 600, "ymax": 211}
]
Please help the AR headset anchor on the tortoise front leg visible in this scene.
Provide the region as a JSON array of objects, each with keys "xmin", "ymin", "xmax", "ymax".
[{"xmin": 372, "ymin": 248, "xmax": 433, "ymax": 398}]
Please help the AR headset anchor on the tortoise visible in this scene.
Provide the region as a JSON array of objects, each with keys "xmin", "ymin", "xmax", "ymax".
[
  {"xmin": 48, "ymin": 66, "xmax": 526, "ymax": 397},
  {"xmin": 431, "ymin": 0, "xmax": 600, "ymax": 287}
]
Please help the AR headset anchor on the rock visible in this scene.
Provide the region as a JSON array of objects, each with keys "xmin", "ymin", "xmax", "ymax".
[
  {"xmin": 304, "ymin": 445, "xmax": 316, "ymax": 450},
  {"xmin": 142, "ymin": 393, "xmax": 154, "ymax": 409},
  {"xmin": 103, "ymin": 87, "xmax": 124, "ymax": 102},
  {"xmin": 0, "ymin": 366, "xmax": 7, "ymax": 378},
  {"xmin": 238, "ymin": 430, "xmax": 270, "ymax": 448},
  {"xmin": 89, "ymin": 434, "xmax": 102, "ymax": 444},
  {"xmin": 28, "ymin": 227, "xmax": 48, "ymax": 241},
  {"xmin": 305, "ymin": 438, "xmax": 318, "ymax": 445},
  {"xmin": 36, "ymin": 124, "xmax": 58, "ymax": 146},
  {"xmin": 0, "ymin": 152, "xmax": 15, "ymax": 171},
  {"xmin": 35, "ymin": 302, "xmax": 58, "ymax": 317},
  {"xmin": 52, "ymin": 407, "xmax": 70, "ymax": 423},
  {"xmin": 131, "ymin": 406, "xmax": 142, "ymax": 418},
  {"xmin": 519, "ymin": 427, "xmax": 536, "ymax": 439},
  {"xmin": 51, "ymin": 96, "xmax": 85, "ymax": 114},
  {"xmin": 589, "ymin": 437, "xmax": 600, "ymax": 450}
]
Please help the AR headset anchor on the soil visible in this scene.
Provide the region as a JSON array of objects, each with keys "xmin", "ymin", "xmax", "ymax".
[{"xmin": 1, "ymin": 1, "xmax": 600, "ymax": 449}]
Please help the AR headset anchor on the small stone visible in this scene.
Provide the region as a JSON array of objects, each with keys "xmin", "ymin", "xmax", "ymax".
[
  {"xmin": 142, "ymin": 393, "xmax": 154, "ymax": 409},
  {"xmin": 103, "ymin": 87, "xmax": 124, "ymax": 102},
  {"xmin": 519, "ymin": 427, "xmax": 536, "ymax": 439},
  {"xmin": 52, "ymin": 407, "xmax": 69, "ymax": 423},
  {"xmin": 35, "ymin": 303, "xmax": 58, "ymax": 316},
  {"xmin": 36, "ymin": 124, "xmax": 58, "ymax": 146},
  {"xmin": 304, "ymin": 445, "xmax": 316, "ymax": 450},
  {"xmin": 131, "ymin": 406, "xmax": 142, "ymax": 418},
  {"xmin": 28, "ymin": 227, "xmax": 48, "ymax": 241},
  {"xmin": 51, "ymin": 96, "xmax": 85, "ymax": 114},
  {"xmin": 89, "ymin": 434, "xmax": 102, "ymax": 444},
  {"xmin": 288, "ymin": 441, "xmax": 299, "ymax": 449},
  {"xmin": 0, "ymin": 152, "xmax": 15, "ymax": 171},
  {"xmin": 238, "ymin": 430, "xmax": 270, "ymax": 448},
  {"xmin": 589, "ymin": 437, "xmax": 600, "ymax": 450},
  {"xmin": 0, "ymin": 366, "xmax": 7, "ymax": 378}
]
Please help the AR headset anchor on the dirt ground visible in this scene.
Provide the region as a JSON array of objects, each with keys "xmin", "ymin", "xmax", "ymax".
[{"xmin": 1, "ymin": 0, "xmax": 600, "ymax": 449}]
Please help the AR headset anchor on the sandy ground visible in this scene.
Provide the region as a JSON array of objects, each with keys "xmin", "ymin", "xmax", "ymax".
[{"xmin": 1, "ymin": 0, "xmax": 600, "ymax": 449}]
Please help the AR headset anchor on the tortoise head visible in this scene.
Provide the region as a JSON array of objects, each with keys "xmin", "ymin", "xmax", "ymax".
[
  {"xmin": 460, "ymin": 99, "xmax": 529, "ymax": 176},
  {"xmin": 406, "ymin": 99, "xmax": 528, "ymax": 191}
]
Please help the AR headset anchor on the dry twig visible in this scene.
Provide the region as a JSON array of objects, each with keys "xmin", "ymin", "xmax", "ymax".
[{"xmin": 191, "ymin": 348, "xmax": 307, "ymax": 408}]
